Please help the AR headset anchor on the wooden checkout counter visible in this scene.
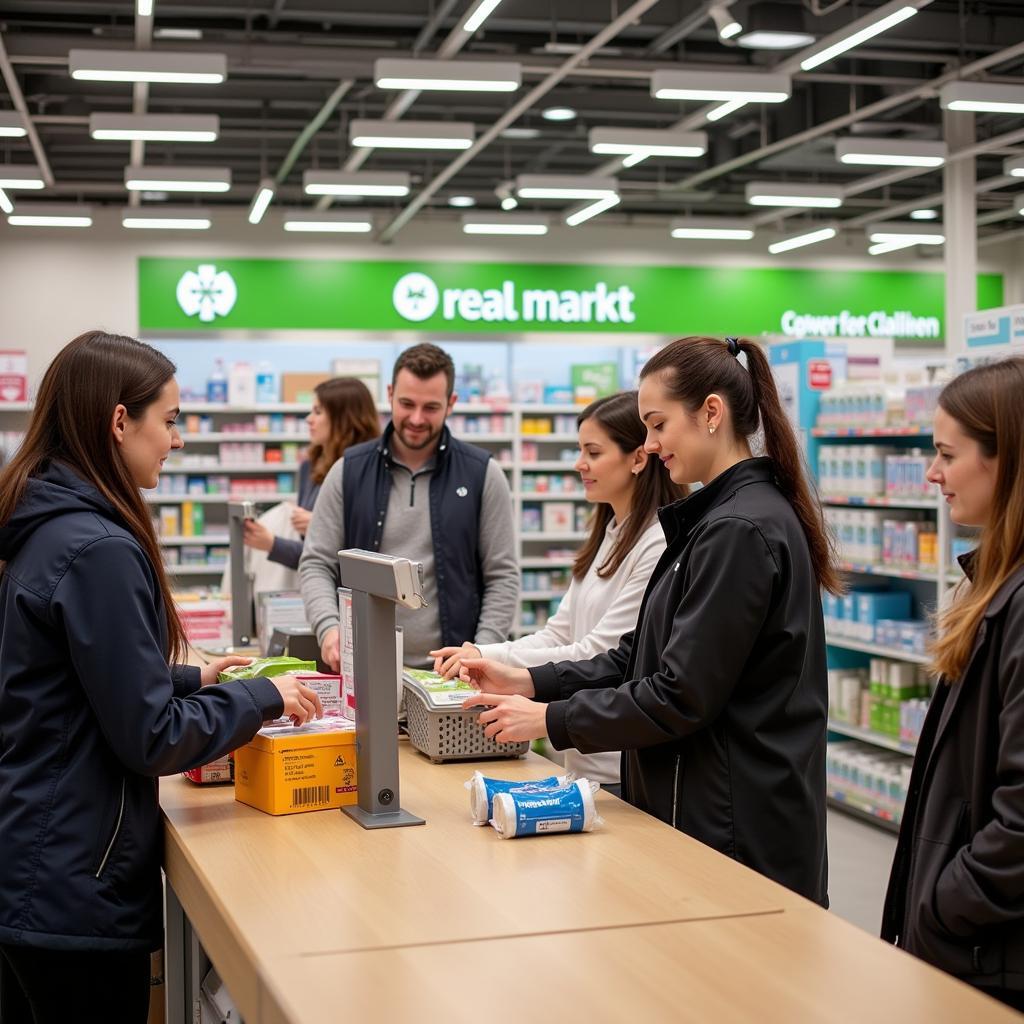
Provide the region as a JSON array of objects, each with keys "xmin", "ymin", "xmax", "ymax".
[{"xmin": 161, "ymin": 741, "xmax": 1022, "ymax": 1023}]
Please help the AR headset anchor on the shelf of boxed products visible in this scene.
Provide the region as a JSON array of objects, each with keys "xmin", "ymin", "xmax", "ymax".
[
  {"xmin": 822, "ymin": 495, "xmax": 938, "ymax": 510},
  {"xmin": 812, "ymin": 427, "xmax": 932, "ymax": 439},
  {"xmin": 839, "ymin": 561, "xmax": 943, "ymax": 583},
  {"xmin": 522, "ymin": 460, "xmax": 578, "ymax": 471},
  {"xmin": 825, "ymin": 634, "xmax": 931, "ymax": 666},
  {"xmin": 180, "ymin": 402, "xmax": 311, "ymax": 414},
  {"xmin": 520, "ymin": 556, "xmax": 576, "ymax": 569},
  {"xmin": 826, "ymin": 740, "xmax": 913, "ymax": 833},
  {"xmin": 159, "ymin": 534, "xmax": 230, "ymax": 546},
  {"xmin": 146, "ymin": 493, "xmax": 298, "ymax": 504},
  {"xmin": 180, "ymin": 432, "xmax": 304, "ymax": 443},
  {"xmin": 828, "ymin": 720, "xmax": 916, "ymax": 755},
  {"xmin": 515, "ymin": 491, "xmax": 587, "ymax": 501},
  {"xmin": 165, "ymin": 564, "xmax": 224, "ymax": 577},
  {"xmin": 161, "ymin": 463, "xmax": 299, "ymax": 474}
]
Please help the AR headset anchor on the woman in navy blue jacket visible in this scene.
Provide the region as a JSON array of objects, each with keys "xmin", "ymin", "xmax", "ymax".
[{"xmin": 0, "ymin": 331, "xmax": 322, "ymax": 1023}]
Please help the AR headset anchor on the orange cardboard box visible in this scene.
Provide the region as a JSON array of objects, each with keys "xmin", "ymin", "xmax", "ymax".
[
  {"xmin": 234, "ymin": 720, "xmax": 357, "ymax": 815},
  {"xmin": 281, "ymin": 372, "xmax": 330, "ymax": 404}
]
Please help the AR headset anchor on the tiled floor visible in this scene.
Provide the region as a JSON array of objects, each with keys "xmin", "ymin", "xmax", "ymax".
[{"xmin": 827, "ymin": 808, "xmax": 898, "ymax": 934}]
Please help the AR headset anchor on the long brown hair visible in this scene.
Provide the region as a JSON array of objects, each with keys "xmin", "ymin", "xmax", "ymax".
[
  {"xmin": 572, "ymin": 391, "xmax": 686, "ymax": 582},
  {"xmin": 641, "ymin": 336, "xmax": 842, "ymax": 595},
  {"xmin": 932, "ymin": 358, "xmax": 1024, "ymax": 682},
  {"xmin": 308, "ymin": 376, "xmax": 381, "ymax": 484},
  {"xmin": 0, "ymin": 331, "xmax": 187, "ymax": 661}
]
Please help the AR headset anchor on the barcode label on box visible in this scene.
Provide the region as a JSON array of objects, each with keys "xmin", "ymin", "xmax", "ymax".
[{"xmin": 291, "ymin": 785, "xmax": 331, "ymax": 808}]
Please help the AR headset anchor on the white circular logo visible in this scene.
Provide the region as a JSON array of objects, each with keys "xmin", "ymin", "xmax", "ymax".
[
  {"xmin": 392, "ymin": 272, "xmax": 439, "ymax": 322},
  {"xmin": 175, "ymin": 264, "xmax": 238, "ymax": 323}
]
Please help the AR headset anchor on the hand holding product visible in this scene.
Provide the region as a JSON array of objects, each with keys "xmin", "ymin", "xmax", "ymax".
[
  {"xmin": 430, "ymin": 642, "xmax": 482, "ymax": 680},
  {"xmin": 200, "ymin": 655, "xmax": 254, "ymax": 686},
  {"xmin": 269, "ymin": 673, "xmax": 324, "ymax": 727},
  {"xmin": 290, "ymin": 505, "xmax": 313, "ymax": 536},
  {"xmin": 458, "ymin": 657, "xmax": 535, "ymax": 697},
  {"xmin": 463, "ymin": 691, "xmax": 548, "ymax": 743},
  {"xmin": 242, "ymin": 518, "xmax": 274, "ymax": 552}
]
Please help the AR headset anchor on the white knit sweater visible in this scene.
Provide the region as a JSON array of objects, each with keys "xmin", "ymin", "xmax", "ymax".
[{"xmin": 478, "ymin": 516, "xmax": 666, "ymax": 783}]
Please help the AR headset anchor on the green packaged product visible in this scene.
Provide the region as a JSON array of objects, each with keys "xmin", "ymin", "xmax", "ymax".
[{"xmin": 217, "ymin": 656, "xmax": 316, "ymax": 683}]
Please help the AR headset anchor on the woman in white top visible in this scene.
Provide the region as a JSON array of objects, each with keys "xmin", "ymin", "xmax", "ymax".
[{"xmin": 431, "ymin": 390, "xmax": 685, "ymax": 790}]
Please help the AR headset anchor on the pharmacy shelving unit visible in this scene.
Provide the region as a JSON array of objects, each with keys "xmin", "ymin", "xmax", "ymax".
[
  {"xmin": 0, "ymin": 402, "xmax": 31, "ymax": 467},
  {"xmin": 1, "ymin": 399, "xmax": 593, "ymax": 621},
  {"xmin": 813, "ymin": 425, "xmax": 958, "ymax": 833}
]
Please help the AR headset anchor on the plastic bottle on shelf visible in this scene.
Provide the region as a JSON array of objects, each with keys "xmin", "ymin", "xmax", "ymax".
[
  {"xmin": 206, "ymin": 359, "xmax": 228, "ymax": 404},
  {"xmin": 228, "ymin": 362, "xmax": 256, "ymax": 406},
  {"xmin": 255, "ymin": 361, "xmax": 279, "ymax": 404}
]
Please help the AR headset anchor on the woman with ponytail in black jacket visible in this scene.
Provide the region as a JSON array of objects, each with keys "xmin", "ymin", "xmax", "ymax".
[{"xmin": 462, "ymin": 337, "xmax": 841, "ymax": 904}]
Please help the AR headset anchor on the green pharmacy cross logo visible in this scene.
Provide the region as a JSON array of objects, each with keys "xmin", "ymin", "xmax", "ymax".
[
  {"xmin": 392, "ymin": 271, "xmax": 440, "ymax": 322},
  {"xmin": 176, "ymin": 264, "xmax": 238, "ymax": 323}
]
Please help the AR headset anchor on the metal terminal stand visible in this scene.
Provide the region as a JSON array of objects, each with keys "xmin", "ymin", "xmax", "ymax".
[
  {"xmin": 226, "ymin": 500, "xmax": 256, "ymax": 647},
  {"xmin": 339, "ymin": 549, "xmax": 427, "ymax": 829}
]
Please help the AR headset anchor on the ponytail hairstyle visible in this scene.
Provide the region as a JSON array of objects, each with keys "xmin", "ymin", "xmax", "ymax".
[
  {"xmin": 572, "ymin": 391, "xmax": 687, "ymax": 582},
  {"xmin": 308, "ymin": 376, "xmax": 381, "ymax": 484},
  {"xmin": 0, "ymin": 331, "xmax": 187, "ymax": 662},
  {"xmin": 931, "ymin": 357, "xmax": 1024, "ymax": 682},
  {"xmin": 640, "ymin": 336, "xmax": 842, "ymax": 595}
]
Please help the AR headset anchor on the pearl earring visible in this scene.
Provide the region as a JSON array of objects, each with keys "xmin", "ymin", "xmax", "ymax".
[{"xmin": 709, "ymin": 425, "xmax": 716, "ymax": 436}]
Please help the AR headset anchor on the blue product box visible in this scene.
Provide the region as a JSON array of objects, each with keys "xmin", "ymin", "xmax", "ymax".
[{"xmin": 856, "ymin": 592, "xmax": 912, "ymax": 642}]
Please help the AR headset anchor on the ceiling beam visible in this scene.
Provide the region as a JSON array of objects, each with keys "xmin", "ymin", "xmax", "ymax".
[
  {"xmin": 0, "ymin": 30, "xmax": 55, "ymax": 186},
  {"xmin": 377, "ymin": 0, "xmax": 666, "ymax": 244}
]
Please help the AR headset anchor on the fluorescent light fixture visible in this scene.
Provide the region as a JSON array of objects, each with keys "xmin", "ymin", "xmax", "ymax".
[
  {"xmin": 565, "ymin": 194, "xmax": 620, "ymax": 228},
  {"xmin": 463, "ymin": 0, "xmax": 503, "ymax": 33},
  {"xmin": 589, "ymin": 127, "xmax": 707, "ymax": 159},
  {"xmin": 282, "ymin": 211, "xmax": 374, "ymax": 233},
  {"xmin": 867, "ymin": 222, "xmax": 944, "ymax": 254},
  {"xmin": 124, "ymin": 165, "xmax": 231, "ymax": 192},
  {"xmin": 154, "ymin": 28, "xmax": 203, "ymax": 40},
  {"xmin": 90, "ymin": 113, "xmax": 219, "ymax": 142},
  {"xmin": 448, "ymin": 195, "xmax": 476, "ymax": 208},
  {"xmin": 137, "ymin": 0, "xmax": 153, "ymax": 15},
  {"xmin": 515, "ymin": 174, "xmax": 618, "ymax": 201},
  {"xmin": 374, "ymin": 58, "xmax": 520, "ymax": 92},
  {"xmin": 651, "ymin": 69, "xmax": 791, "ymax": 104},
  {"xmin": 836, "ymin": 138, "xmax": 946, "ymax": 168},
  {"xmin": 941, "ymin": 82, "xmax": 1024, "ymax": 114},
  {"xmin": 0, "ymin": 112, "xmax": 27, "ymax": 138},
  {"xmin": 349, "ymin": 119, "xmax": 474, "ymax": 150},
  {"xmin": 69, "ymin": 49, "xmax": 226, "ymax": 84},
  {"xmin": 1004, "ymin": 156, "xmax": 1024, "ymax": 178},
  {"xmin": 462, "ymin": 213, "xmax": 549, "ymax": 236},
  {"xmin": 8, "ymin": 204, "xmax": 92, "ymax": 227},
  {"xmin": 302, "ymin": 170, "xmax": 410, "ymax": 197},
  {"xmin": 737, "ymin": 2, "xmax": 814, "ymax": 50},
  {"xmin": 769, "ymin": 224, "xmax": 838, "ymax": 254},
  {"xmin": 121, "ymin": 207, "xmax": 212, "ymax": 230},
  {"xmin": 706, "ymin": 99, "xmax": 749, "ymax": 122},
  {"xmin": 248, "ymin": 178, "xmax": 275, "ymax": 224},
  {"xmin": 910, "ymin": 208, "xmax": 939, "ymax": 220},
  {"xmin": 710, "ymin": 5, "xmax": 742, "ymax": 40},
  {"xmin": 542, "ymin": 106, "xmax": 577, "ymax": 122},
  {"xmin": 0, "ymin": 189, "xmax": 11, "ymax": 214},
  {"xmin": 670, "ymin": 217, "xmax": 755, "ymax": 240},
  {"xmin": 495, "ymin": 181, "xmax": 518, "ymax": 210},
  {"xmin": 0, "ymin": 165, "xmax": 45, "ymax": 189},
  {"xmin": 800, "ymin": 2, "xmax": 920, "ymax": 72},
  {"xmin": 746, "ymin": 181, "xmax": 843, "ymax": 208},
  {"xmin": 500, "ymin": 126, "xmax": 540, "ymax": 139},
  {"xmin": 739, "ymin": 30, "xmax": 814, "ymax": 48}
]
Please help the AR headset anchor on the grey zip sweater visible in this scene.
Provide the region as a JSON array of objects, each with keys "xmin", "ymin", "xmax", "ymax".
[{"xmin": 299, "ymin": 449, "xmax": 518, "ymax": 667}]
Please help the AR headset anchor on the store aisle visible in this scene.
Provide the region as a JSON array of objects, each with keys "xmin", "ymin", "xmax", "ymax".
[{"xmin": 827, "ymin": 809, "xmax": 898, "ymax": 935}]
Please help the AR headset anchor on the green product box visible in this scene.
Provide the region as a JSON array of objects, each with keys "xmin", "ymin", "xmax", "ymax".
[
  {"xmin": 191, "ymin": 502, "xmax": 204, "ymax": 537},
  {"xmin": 571, "ymin": 362, "xmax": 619, "ymax": 401}
]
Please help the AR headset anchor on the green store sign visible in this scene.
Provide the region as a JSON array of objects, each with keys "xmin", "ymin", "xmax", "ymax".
[{"xmin": 138, "ymin": 257, "xmax": 1003, "ymax": 340}]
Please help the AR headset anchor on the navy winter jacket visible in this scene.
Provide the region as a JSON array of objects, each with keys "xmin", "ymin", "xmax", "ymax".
[{"xmin": 0, "ymin": 462, "xmax": 283, "ymax": 952}]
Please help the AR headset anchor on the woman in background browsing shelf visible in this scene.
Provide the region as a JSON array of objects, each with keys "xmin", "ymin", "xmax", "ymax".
[
  {"xmin": 431, "ymin": 391, "xmax": 685, "ymax": 794},
  {"xmin": 882, "ymin": 358, "xmax": 1024, "ymax": 1012},
  {"xmin": 458, "ymin": 336, "xmax": 839, "ymax": 904},
  {"xmin": 243, "ymin": 376, "xmax": 380, "ymax": 568},
  {"xmin": 0, "ymin": 331, "xmax": 322, "ymax": 1024}
]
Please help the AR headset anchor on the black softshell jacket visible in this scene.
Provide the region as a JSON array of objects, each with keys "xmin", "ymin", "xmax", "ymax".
[
  {"xmin": 532, "ymin": 458, "xmax": 829, "ymax": 904},
  {"xmin": 882, "ymin": 556, "xmax": 1024, "ymax": 989},
  {"xmin": 0, "ymin": 463, "xmax": 283, "ymax": 952}
]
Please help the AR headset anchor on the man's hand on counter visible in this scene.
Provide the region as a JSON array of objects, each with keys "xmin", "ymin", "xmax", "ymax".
[
  {"xmin": 320, "ymin": 627, "xmax": 341, "ymax": 673},
  {"xmin": 463, "ymin": 693, "xmax": 548, "ymax": 744}
]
